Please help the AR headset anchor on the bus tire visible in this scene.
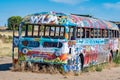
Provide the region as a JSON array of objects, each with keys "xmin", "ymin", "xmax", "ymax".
[
  {"xmin": 110, "ymin": 50, "xmax": 113, "ymax": 58},
  {"xmin": 79, "ymin": 54, "xmax": 84, "ymax": 71},
  {"xmin": 116, "ymin": 49, "xmax": 118, "ymax": 56},
  {"xmin": 108, "ymin": 50, "xmax": 113, "ymax": 63},
  {"xmin": 108, "ymin": 54, "xmax": 112, "ymax": 63}
]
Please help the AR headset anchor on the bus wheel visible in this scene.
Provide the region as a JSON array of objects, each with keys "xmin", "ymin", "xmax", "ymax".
[
  {"xmin": 79, "ymin": 54, "xmax": 84, "ymax": 71},
  {"xmin": 108, "ymin": 53, "xmax": 112, "ymax": 63},
  {"xmin": 116, "ymin": 49, "xmax": 118, "ymax": 56}
]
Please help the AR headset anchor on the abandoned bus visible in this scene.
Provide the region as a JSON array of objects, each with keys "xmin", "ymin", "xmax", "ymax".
[{"xmin": 12, "ymin": 11, "xmax": 119, "ymax": 72}]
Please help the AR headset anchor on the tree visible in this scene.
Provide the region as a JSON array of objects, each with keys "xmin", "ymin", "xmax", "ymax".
[{"xmin": 8, "ymin": 16, "xmax": 22, "ymax": 30}]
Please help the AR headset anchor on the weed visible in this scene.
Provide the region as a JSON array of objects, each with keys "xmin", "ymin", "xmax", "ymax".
[
  {"xmin": 74, "ymin": 72, "xmax": 79, "ymax": 76},
  {"xmin": 95, "ymin": 65, "xmax": 102, "ymax": 72},
  {"xmin": 113, "ymin": 52, "xmax": 120, "ymax": 64},
  {"xmin": 83, "ymin": 67, "xmax": 89, "ymax": 72}
]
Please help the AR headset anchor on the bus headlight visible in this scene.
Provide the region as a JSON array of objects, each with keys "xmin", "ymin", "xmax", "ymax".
[{"xmin": 22, "ymin": 48, "xmax": 28, "ymax": 54}]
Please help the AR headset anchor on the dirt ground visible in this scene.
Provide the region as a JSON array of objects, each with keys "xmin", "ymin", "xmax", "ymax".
[{"xmin": 0, "ymin": 57, "xmax": 120, "ymax": 80}]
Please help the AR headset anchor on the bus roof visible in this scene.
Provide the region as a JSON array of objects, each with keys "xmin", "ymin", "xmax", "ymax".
[{"xmin": 22, "ymin": 11, "xmax": 119, "ymax": 30}]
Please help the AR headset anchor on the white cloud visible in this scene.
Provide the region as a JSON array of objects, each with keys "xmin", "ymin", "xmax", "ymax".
[
  {"xmin": 103, "ymin": 2, "xmax": 120, "ymax": 9},
  {"xmin": 50, "ymin": 0, "xmax": 89, "ymax": 5}
]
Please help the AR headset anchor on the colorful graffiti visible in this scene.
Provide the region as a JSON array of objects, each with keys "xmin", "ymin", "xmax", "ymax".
[
  {"xmin": 23, "ymin": 12, "xmax": 69, "ymax": 26},
  {"xmin": 22, "ymin": 11, "xmax": 119, "ymax": 30},
  {"xmin": 18, "ymin": 37, "xmax": 69, "ymax": 64},
  {"xmin": 75, "ymin": 38, "xmax": 112, "ymax": 65},
  {"xmin": 76, "ymin": 38, "xmax": 107, "ymax": 45}
]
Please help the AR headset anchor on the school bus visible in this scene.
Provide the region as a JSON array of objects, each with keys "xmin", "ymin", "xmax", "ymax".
[{"xmin": 12, "ymin": 11, "xmax": 119, "ymax": 72}]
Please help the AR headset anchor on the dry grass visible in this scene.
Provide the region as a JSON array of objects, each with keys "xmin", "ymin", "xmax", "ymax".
[
  {"xmin": 0, "ymin": 31, "xmax": 13, "ymax": 57},
  {"xmin": 0, "ymin": 31, "xmax": 13, "ymax": 37},
  {"xmin": 0, "ymin": 40, "xmax": 12, "ymax": 57}
]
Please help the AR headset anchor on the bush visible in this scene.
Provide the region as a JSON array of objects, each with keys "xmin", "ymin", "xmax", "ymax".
[
  {"xmin": 95, "ymin": 65, "xmax": 102, "ymax": 72},
  {"xmin": 113, "ymin": 52, "xmax": 120, "ymax": 64},
  {"xmin": 83, "ymin": 67, "xmax": 89, "ymax": 72}
]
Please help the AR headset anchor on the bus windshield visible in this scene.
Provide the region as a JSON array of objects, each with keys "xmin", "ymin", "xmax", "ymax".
[{"xmin": 21, "ymin": 24, "xmax": 65, "ymax": 39}]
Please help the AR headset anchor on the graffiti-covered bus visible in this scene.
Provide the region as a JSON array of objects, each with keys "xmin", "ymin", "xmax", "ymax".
[{"xmin": 12, "ymin": 11, "xmax": 119, "ymax": 72}]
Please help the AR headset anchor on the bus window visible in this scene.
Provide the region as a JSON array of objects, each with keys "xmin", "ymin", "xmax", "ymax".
[
  {"xmin": 95, "ymin": 29, "xmax": 102, "ymax": 38},
  {"xmin": 23, "ymin": 24, "xmax": 40, "ymax": 37},
  {"xmin": 22, "ymin": 24, "xmax": 65, "ymax": 38},
  {"xmin": 105, "ymin": 30, "xmax": 108, "ymax": 38},
  {"xmin": 85, "ymin": 28, "xmax": 90, "ymax": 38},
  {"xmin": 76, "ymin": 27, "xmax": 85, "ymax": 38},
  {"xmin": 116, "ymin": 30, "xmax": 118, "ymax": 38},
  {"xmin": 94, "ymin": 29, "xmax": 98, "ymax": 38},
  {"xmin": 60, "ymin": 27, "xmax": 65, "ymax": 37},
  {"xmin": 39, "ymin": 25, "xmax": 44, "ymax": 37},
  {"xmin": 109, "ymin": 30, "xmax": 112, "ymax": 38},
  {"xmin": 44, "ymin": 26, "xmax": 50, "ymax": 36},
  {"xmin": 68, "ymin": 27, "xmax": 73, "ymax": 40},
  {"xmin": 82, "ymin": 28, "xmax": 85, "ymax": 38},
  {"xmin": 77, "ymin": 27, "xmax": 81, "ymax": 38},
  {"xmin": 115, "ymin": 30, "xmax": 117, "ymax": 38},
  {"xmin": 117, "ymin": 31, "xmax": 119, "ymax": 38},
  {"xmin": 42, "ymin": 26, "xmax": 65, "ymax": 38},
  {"xmin": 50, "ymin": 26, "xmax": 63, "ymax": 37},
  {"xmin": 31, "ymin": 25, "xmax": 34, "ymax": 36},
  {"xmin": 50, "ymin": 26, "xmax": 55, "ymax": 36},
  {"xmin": 102, "ymin": 29, "xmax": 107, "ymax": 38},
  {"xmin": 34, "ymin": 25, "xmax": 39, "ymax": 37},
  {"xmin": 108, "ymin": 30, "xmax": 110, "ymax": 38},
  {"xmin": 21, "ymin": 25, "xmax": 26, "ymax": 37},
  {"xmin": 102, "ymin": 29, "xmax": 103, "ymax": 38},
  {"xmin": 54, "ymin": 26, "xmax": 56, "ymax": 36},
  {"xmin": 26, "ymin": 25, "xmax": 32, "ymax": 37},
  {"xmin": 111, "ymin": 30, "xmax": 114, "ymax": 38},
  {"xmin": 90, "ymin": 28, "xmax": 94, "ymax": 38},
  {"xmin": 56, "ymin": 27, "xmax": 60, "ymax": 36},
  {"xmin": 77, "ymin": 27, "xmax": 84, "ymax": 38},
  {"xmin": 38, "ymin": 25, "xmax": 40, "ymax": 36},
  {"xmin": 100, "ymin": 29, "xmax": 102, "ymax": 38},
  {"xmin": 112, "ymin": 30, "xmax": 114, "ymax": 38},
  {"xmin": 97, "ymin": 29, "xmax": 101, "ymax": 38},
  {"xmin": 43, "ymin": 26, "xmax": 46, "ymax": 36},
  {"xmin": 114, "ymin": 30, "xmax": 116, "ymax": 38}
]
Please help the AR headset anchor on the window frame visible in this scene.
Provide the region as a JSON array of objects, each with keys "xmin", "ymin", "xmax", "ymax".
[{"xmin": 21, "ymin": 24, "xmax": 65, "ymax": 39}]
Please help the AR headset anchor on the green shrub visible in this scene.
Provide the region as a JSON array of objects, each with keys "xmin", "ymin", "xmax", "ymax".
[
  {"xmin": 74, "ymin": 72, "xmax": 79, "ymax": 76},
  {"xmin": 95, "ymin": 65, "xmax": 102, "ymax": 72},
  {"xmin": 83, "ymin": 67, "xmax": 89, "ymax": 72},
  {"xmin": 113, "ymin": 52, "xmax": 120, "ymax": 64}
]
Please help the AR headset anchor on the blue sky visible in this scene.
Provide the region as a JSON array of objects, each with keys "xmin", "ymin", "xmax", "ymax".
[{"xmin": 0, "ymin": 0, "xmax": 120, "ymax": 26}]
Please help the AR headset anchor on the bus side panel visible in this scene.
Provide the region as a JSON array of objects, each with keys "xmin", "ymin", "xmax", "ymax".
[
  {"xmin": 109, "ymin": 38, "xmax": 119, "ymax": 52},
  {"xmin": 76, "ymin": 38, "xmax": 110, "ymax": 66},
  {"xmin": 18, "ymin": 37, "xmax": 68, "ymax": 64}
]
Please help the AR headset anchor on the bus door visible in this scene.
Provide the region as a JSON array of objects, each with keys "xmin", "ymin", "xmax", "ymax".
[
  {"xmin": 68, "ymin": 26, "xmax": 77, "ymax": 61},
  {"xmin": 12, "ymin": 24, "xmax": 19, "ymax": 65}
]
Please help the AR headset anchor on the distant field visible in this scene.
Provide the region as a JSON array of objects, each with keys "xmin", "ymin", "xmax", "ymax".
[
  {"xmin": 0, "ymin": 30, "xmax": 12, "ymax": 56},
  {"xmin": 0, "ymin": 30, "xmax": 13, "ymax": 36}
]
